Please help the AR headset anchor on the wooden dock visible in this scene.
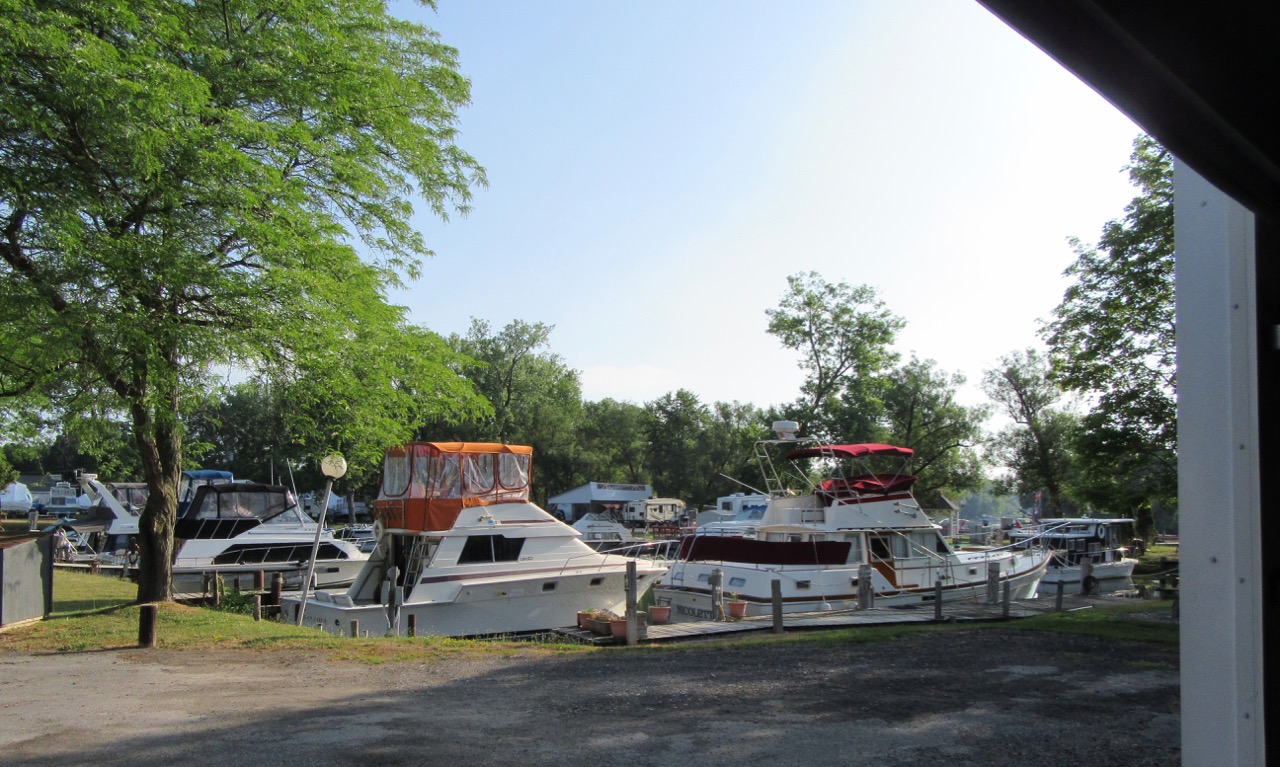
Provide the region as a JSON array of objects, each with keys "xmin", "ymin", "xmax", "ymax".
[{"xmin": 551, "ymin": 595, "xmax": 1100, "ymax": 646}]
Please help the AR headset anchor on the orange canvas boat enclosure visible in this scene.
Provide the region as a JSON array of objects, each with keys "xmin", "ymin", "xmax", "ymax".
[{"xmin": 372, "ymin": 442, "xmax": 534, "ymax": 532}]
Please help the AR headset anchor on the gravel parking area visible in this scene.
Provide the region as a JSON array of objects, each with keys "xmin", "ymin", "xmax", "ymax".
[{"xmin": 0, "ymin": 628, "xmax": 1179, "ymax": 767}]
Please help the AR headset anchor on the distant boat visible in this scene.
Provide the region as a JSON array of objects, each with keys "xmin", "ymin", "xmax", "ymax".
[
  {"xmin": 283, "ymin": 441, "xmax": 667, "ymax": 637},
  {"xmin": 1, "ymin": 481, "xmax": 33, "ymax": 518},
  {"xmin": 1008, "ymin": 518, "xmax": 1138, "ymax": 593},
  {"xmin": 58, "ymin": 474, "xmax": 366, "ymax": 590}
]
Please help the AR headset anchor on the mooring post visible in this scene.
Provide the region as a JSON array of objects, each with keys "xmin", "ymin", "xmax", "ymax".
[
  {"xmin": 771, "ymin": 579, "xmax": 784, "ymax": 634},
  {"xmin": 1080, "ymin": 560, "xmax": 1094, "ymax": 595},
  {"xmin": 252, "ymin": 594, "xmax": 262, "ymax": 622},
  {"xmin": 710, "ymin": 568, "xmax": 724, "ymax": 620},
  {"xmin": 625, "ymin": 560, "xmax": 638, "ymax": 646},
  {"xmin": 270, "ymin": 572, "xmax": 283, "ymax": 606},
  {"xmin": 138, "ymin": 603, "xmax": 158, "ymax": 648},
  {"xmin": 407, "ymin": 613, "xmax": 417, "ymax": 638},
  {"xmin": 349, "ymin": 620, "xmax": 359, "ymax": 638},
  {"xmin": 254, "ymin": 570, "xmax": 265, "ymax": 591},
  {"xmin": 1055, "ymin": 579, "xmax": 1065, "ymax": 612},
  {"xmin": 934, "ymin": 579, "xmax": 943, "ymax": 621},
  {"xmin": 986, "ymin": 561, "xmax": 1000, "ymax": 604},
  {"xmin": 1002, "ymin": 580, "xmax": 1011, "ymax": 618},
  {"xmin": 857, "ymin": 564, "xmax": 873, "ymax": 609}
]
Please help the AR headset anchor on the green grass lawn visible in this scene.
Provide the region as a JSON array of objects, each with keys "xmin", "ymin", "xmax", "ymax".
[{"xmin": 0, "ymin": 569, "xmax": 1181, "ymax": 662}]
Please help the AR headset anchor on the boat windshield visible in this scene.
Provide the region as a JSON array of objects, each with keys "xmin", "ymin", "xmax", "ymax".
[{"xmin": 191, "ymin": 486, "xmax": 299, "ymax": 522}]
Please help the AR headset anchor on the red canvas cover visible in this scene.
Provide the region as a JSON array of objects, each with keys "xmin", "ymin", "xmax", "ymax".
[{"xmin": 785, "ymin": 443, "xmax": 914, "ymax": 461}]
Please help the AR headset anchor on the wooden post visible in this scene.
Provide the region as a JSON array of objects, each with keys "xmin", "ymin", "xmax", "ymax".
[
  {"xmin": 1002, "ymin": 580, "xmax": 1011, "ymax": 618},
  {"xmin": 349, "ymin": 620, "xmax": 359, "ymax": 638},
  {"xmin": 407, "ymin": 613, "xmax": 417, "ymax": 638},
  {"xmin": 1080, "ymin": 560, "xmax": 1094, "ymax": 595},
  {"xmin": 214, "ymin": 575, "xmax": 223, "ymax": 606},
  {"xmin": 771, "ymin": 579, "xmax": 784, "ymax": 634},
  {"xmin": 986, "ymin": 561, "xmax": 1000, "ymax": 604},
  {"xmin": 709, "ymin": 568, "xmax": 724, "ymax": 620},
  {"xmin": 254, "ymin": 570, "xmax": 265, "ymax": 591},
  {"xmin": 138, "ymin": 603, "xmax": 158, "ymax": 648},
  {"xmin": 857, "ymin": 564, "xmax": 873, "ymax": 609},
  {"xmin": 252, "ymin": 595, "xmax": 262, "ymax": 622},
  {"xmin": 270, "ymin": 572, "xmax": 283, "ymax": 605},
  {"xmin": 934, "ymin": 579, "xmax": 943, "ymax": 621},
  {"xmin": 625, "ymin": 560, "xmax": 638, "ymax": 646},
  {"xmin": 1055, "ymin": 579, "xmax": 1065, "ymax": 612}
]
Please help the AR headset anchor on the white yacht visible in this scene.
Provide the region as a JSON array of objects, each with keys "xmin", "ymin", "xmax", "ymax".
[
  {"xmin": 653, "ymin": 423, "xmax": 1052, "ymax": 621},
  {"xmin": 283, "ymin": 442, "xmax": 667, "ymax": 637},
  {"xmin": 62, "ymin": 474, "xmax": 366, "ymax": 590}
]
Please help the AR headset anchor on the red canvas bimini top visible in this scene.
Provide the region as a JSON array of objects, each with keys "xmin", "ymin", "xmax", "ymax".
[{"xmin": 785, "ymin": 443, "xmax": 914, "ymax": 461}]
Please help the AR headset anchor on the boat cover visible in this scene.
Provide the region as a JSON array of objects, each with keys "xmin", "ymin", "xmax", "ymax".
[
  {"xmin": 785, "ymin": 444, "xmax": 914, "ymax": 461},
  {"xmin": 374, "ymin": 442, "xmax": 533, "ymax": 532}
]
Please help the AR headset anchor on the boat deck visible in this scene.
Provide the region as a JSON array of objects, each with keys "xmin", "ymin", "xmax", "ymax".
[{"xmin": 552, "ymin": 593, "xmax": 1132, "ymax": 645}]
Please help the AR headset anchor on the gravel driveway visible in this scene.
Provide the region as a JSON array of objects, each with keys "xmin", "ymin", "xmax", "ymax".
[{"xmin": 0, "ymin": 628, "xmax": 1179, "ymax": 767}]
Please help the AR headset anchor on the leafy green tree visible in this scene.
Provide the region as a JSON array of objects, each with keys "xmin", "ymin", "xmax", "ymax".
[
  {"xmin": 575, "ymin": 399, "xmax": 649, "ymax": 484},
  {"xmin": 700, "ymin": 401, "xmax": 771, "ymax": 502},
  {"xmin": 882, "ymin": 357, "xmax": 987, "ymax": 500},
  {"xmin": 440, "ymin": 319, "xmax": 583, "ymax": 503},
  {"xmin": 766, "ymin": 272, "xmax": 904, "ymax": 441},
  {"xmin": 1042, "ymin": 135, "xmax": 1175, "ymax": 537},
  {"xmin": 981, "ymin": 349, "xmax": 1081, "ymax": 517},
  {"xmin": 0, "ymin": 0, "xmax": 485, "ymax": 600},
  {"xmin": 644, "ymin": 390, "xmax": 714, "ymax": 503}
]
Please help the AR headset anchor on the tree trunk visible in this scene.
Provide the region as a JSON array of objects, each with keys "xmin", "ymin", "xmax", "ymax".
[{"xmin": 132, "ymin": 397, "xmax": 183, "ymax": 603}]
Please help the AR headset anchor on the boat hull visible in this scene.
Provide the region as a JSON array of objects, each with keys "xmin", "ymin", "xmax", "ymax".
[
  {"xmin": 283, "ymin": 561, "xmax": 666, "ymax": 637},
  {"xmin": 654, "ymin": 550, "xmax": 1050, "ymax": 622}
]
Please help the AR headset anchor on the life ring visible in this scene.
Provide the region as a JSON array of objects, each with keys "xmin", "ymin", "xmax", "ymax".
[{"xmin": 1082, "ymin": 575, "xmax": 1099, "ymax": 594}]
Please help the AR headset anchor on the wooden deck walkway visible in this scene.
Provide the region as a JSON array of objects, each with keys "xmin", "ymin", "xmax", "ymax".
[{"xmin": 551, "ymin": 594, "xmax": 1102, "ymax": 646}]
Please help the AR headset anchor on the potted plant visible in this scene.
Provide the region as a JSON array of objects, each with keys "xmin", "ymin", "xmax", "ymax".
[
  {"xmin": 648, "ymin": 603, "xmax": 671, "ymax": 625},
  {"xmin": 583, "ymin": 609, "xmax": 620, "ymax": 636},
  {"xmin": 726, "ymin": 593, "xmax": 749, "ymax": 619}
]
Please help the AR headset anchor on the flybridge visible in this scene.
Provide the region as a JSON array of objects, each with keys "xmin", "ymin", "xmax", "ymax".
[{"xmin": 373, "ymin": 442, "xmax": 533, "ymax": 533}]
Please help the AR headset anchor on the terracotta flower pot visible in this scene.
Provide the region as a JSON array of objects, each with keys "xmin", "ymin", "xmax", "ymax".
[
  {"xmin": 577, "ymin": 611, "xmax": 593, "ymax": 630},
  {"xmin": 649, "ymin": 605, "xmax": 671, "ymax": 625},
  {"xmin": 610, "ymin": 618, "xmax": 629, "ymax": 638},
  {"xmin": 727, "ymin": 600, "xmax": 748, "ymax": 619}
]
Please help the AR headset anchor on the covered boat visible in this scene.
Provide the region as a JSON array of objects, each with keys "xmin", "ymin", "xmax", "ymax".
[{"xmin": 282, "ymin": 442, "xmax": 666, "ymax": 637}]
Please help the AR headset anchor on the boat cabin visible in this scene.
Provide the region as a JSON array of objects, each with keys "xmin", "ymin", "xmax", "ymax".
[{"xmin": 373, "ymin": 442, "xmax": 533, "ymax": 533}]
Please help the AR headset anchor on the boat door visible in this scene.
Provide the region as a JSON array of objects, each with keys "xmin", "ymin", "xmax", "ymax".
[{"xmin": 868, "ymin": 534, "xmax": 898, "ymax": 588}]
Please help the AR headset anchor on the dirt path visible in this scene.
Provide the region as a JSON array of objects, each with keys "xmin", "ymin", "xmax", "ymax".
[{"xmin": 0, "ymin": 629, "xmax": 1178, "ymax": 767}]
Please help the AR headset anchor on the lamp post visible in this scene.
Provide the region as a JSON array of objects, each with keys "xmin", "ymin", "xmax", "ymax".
[{"xmin": 296, "ymin": 454, "xmax": 347, "ymax": 626}]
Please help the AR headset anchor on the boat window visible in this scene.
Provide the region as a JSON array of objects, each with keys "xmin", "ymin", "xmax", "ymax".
[
  {"xmin": 381, "ymin": 451, "xmax": 412, "ymax": 498},
  {"xmin": 429, "ymin": 454, "xmax": 463, "ymax": 499},
  {"xmin": 590, "ymin": 577, "xmax": 605, "ymax": 586},
  {"xmin": 728, "ymin": 577, "xmax": 746, "ymax": 588},
  {"xmin": 869, "ymin": 536, "xmax": 892, "ymax": 561},
  {"xmin": 542, "ymin": 582, "xmax": 557, "ymax": 592},
  {"xmin": 457, "ymin": 534, "xmax": 525, "ymax": 564},
  {"xmin": 498, "ymin": 453, "xmax": 530, "ymax": 491},
  {"xmin": 796, "ymin": 580, "xmax": 811, "ymax": 589},
  {"xmin": 845, "ymin": 535, "xmax": 865, "ymax": 564},
  {"xmin": 464, "ymin": 453, "xmax": 497, "ymax": 494},
  {"xmin": 697, "ymin": 573, "xmax": 710, "ymax": 583}
]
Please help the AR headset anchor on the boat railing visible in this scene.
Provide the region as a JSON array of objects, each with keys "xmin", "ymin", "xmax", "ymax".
[{"xmin": 559, "ymin": 540, "xmax": 676, "ymax": 573}]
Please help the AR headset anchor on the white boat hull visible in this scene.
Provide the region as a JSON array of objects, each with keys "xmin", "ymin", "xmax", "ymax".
[
  {"xmin": 654, "ymin": 549, "xmax": 1050, "ymax": 622},
  {"xmin": 285, "ymin": 562, "xmax": 664, "ymax": 637},
  {"xmin": 1040, "ymin": 558, "xmax": 1137, "ymax": 584}
]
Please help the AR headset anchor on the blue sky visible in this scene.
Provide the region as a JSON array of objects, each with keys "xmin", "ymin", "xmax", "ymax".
[{"xmin": 391, "ymin": 1, "xmax": 1142, "ymax": 410}]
